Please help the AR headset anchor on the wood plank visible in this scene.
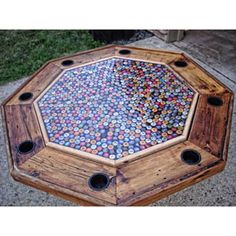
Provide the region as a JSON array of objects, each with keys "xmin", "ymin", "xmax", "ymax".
[
  {"xmin": 44, "ymin": 135, "xmax": 186, "ymax": 167},
  {"xmin": 116, "ymin": 141, "xmax": 219, "ymax": 205},
  {"xmin": 222, "ymin": 94, "xmax": 234, "ymax": 161},
  {"xmin": 11, "ymin": 169, "xmax": 98, "ymax": 206},
  {"xmin": 1, "ymin": 62, "xmax": 49, "ymax": 106},
  {"xmin": 115, "ymin": 45, "xmax": 180, "ymax": 64},
  {"xmin": 189, "ymin": 93, "xmax": 232, "ymax": 158},
  {"xmin": 115, "ymin": 45, "xmax": 181, "ymax": 55},
  {"xmin": 4, "ymin": 104, "xmax": 45, "ymax": 166},
  {"xmin": 131, "ymin": 160, "xmax": 225, "ymax": 206},
  {"xmin": 6, "ymin": 63, "xmax": 62, "ymax": 105},
  {"xmin": 53, "ymin": 46, "xmax": 116, "ymax": 69},
  {"xmin": 19, "ymin": 146, "xmax": 117, "ymax": 205},
  {"xmin": 168, "ymin": 55, "xmax": 229, "ymax": 94}
]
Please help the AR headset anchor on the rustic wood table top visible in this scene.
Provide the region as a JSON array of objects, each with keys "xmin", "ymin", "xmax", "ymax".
[{"xmin": 1, "ymin": 45, "xmax": 234, "ymax": 206}]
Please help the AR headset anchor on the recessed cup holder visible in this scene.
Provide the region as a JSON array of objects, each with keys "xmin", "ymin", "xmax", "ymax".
[
  {"xmin": 18, "ymin": 92, "xmax": 33, "ymax": 101},
  {"xmin": 119, "ymin": 49, "xmax": 131, "ymax": 55},
  {"xmin": 174, "ymin": 60, "xmax": 188, "ymax": 67},
  {"xmin": 61, "ymin": 60, "xmax": 74, "ymax": 66},
  {"xmin": 17, "ymin": 140, "xmax": 35, "ymax": 154},
  {"xmin": 88, "ymin": 173, "xmax": 110, "ymax": 191},
  {"xmin": 181, "ymin": 149, "xmax": 201, "ymax": 165},
  {"xmin": 207, "ymin": 96, "xmax": 223, "ymax": 107}
]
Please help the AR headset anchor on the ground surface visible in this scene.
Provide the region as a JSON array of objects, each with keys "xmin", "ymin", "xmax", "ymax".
[{"xmin": 0, "ymin": 30, "xmax": 235, "ymax": 206}]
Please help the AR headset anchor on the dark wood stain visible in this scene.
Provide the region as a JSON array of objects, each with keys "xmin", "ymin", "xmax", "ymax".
[{"xmin": 189, "ymin": 93, "xmax": 231, "ymax": 158}]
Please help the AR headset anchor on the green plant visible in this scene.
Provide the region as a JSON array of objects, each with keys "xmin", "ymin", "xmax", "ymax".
[{"xmin": 0, "ymin": 30, "xmax": 103, "ymax": 85}]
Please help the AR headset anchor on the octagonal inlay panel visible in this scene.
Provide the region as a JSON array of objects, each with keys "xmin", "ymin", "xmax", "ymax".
[{"xmin": 35, "ymin": 57, "xmax": 197, "ymax": 163}]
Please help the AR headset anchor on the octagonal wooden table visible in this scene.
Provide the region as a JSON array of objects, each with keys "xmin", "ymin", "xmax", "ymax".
[{"xmin": 1, "ymin": 45, "xmax": 234, "ymax": 206}]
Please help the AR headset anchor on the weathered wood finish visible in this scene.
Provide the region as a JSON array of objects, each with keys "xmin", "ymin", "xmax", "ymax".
[
  {"xmin": 189, "ymin": 92, "xmax": 231, "ymax": 158},
  {"xmin": 116, "ymin": 141, "xmax": 219, "ymax": 205},
  {"xmin": 2, "ymin": 45, "xmax": 233, "ymax": 206},
  {"xmin": 11, "ymin": 169, "xmax": 98, "ymax": 206},
  {"xmin": 52, "ymin": 45, "xmax": 116, "ymax": 69},
  {"xmin": 4, "ymin": 104, "xmax": 45, "ymax": 166},
  {"xmin": 131, "ymin": 159, "xmax": 225, "ymax": 206},
  {"xmin": 222, "ymin": 94, "xmax": 234, "ymax": 161},
  {"xmin": 19, "ymin": 147, "xmax": 117, "ymax": 205},
  {"xmin": 169, "ymin": 55, "xmax": 228, "ymax": 94},
  {"xmin": 45, "ymin": 134, "xmax": 187, "ymax": 167},
  {"xmin": 7, "ymin": 63, "xmax": 62, "ymax": 105},
  {"xmin": 115, "ymin": 45, "xmax": 180, "ymax": 65}
]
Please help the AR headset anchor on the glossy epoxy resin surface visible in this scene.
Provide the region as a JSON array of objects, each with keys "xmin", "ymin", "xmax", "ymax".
[{"xmin": 37, "ymin": 57, "xmax": 195, "ymax": 161}]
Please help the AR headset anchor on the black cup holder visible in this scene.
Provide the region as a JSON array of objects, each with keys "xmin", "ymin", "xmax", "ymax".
[
  {"xmin": 88, "ymin": 173, "xmax": 110, "ymax": 191},
  {"xmin": 181, "ymin": 149, "xmax": 201, "ymax": 165},
  {"xmin": 18, "ymin": 92, "xmax": 33, "ymax": 101},
  {"xmin": 17, "ymin": 140, "xmax": 35, "ymax": 154},
  {"xmin": 207, "ymin": 96, "xmax": 223, "ymax": 107},
  {"xmin": 61, "ymin": 60, "xmax": 74, "ymax": 66},
  {"xmin": 174, "ymin": 60, "xmax": 188, "ymax": 67},
  {"xmin": 119, "ymin": 49, "xmax": 131, "ymax": 55}
]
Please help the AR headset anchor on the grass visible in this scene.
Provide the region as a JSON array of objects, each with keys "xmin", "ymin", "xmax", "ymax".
[{"xmin": 0, "ymin": 30, "xmax": 103, "ymax": 85}]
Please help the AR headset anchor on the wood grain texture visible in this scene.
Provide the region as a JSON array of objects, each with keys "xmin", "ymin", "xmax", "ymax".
[
  {"xmin": 19, "ymin": 146, "xmax": 117, "ymax": 205},
  {"xmin": 115, "ymin": 45, "xmax": 181, "ymax": 55},
  {"xmin": 222, "ymin": 94, "xmax": 234, "ymax": 161},
  {"xmin": 189, "ymin": 92, "xmax": 232, "ymax": 158},
  {"xmin": 2, "ymin": 45, "xmax": 233, "ymax": 206},
  {"xmin": 11, "ymin": 169, "xmax": 98, "ymax": 206},
  {"xmin": 115, "ymin": 45, "xmax": 180, "ymax": 64},
  {"xmin": 169, "ymin": 55, "xmax": 229, "ymax": 94},
  {"xmin": 52, "ymin": 45, "xmax": 116, "ymax": 69},
  {"xmin": 6, "ymin": 63, "xmax": 62, "ymax": 105},
  {"xmin": 45, "ymin": 135, "xmax": 186, "ymax": 167},
  {"xmin": 4, "ymin": 104, "xmax": 45, "ymax": 166},
  {"xmin": 116, "ymin": 141, "xmax": 221, "ymax": 205},
  {"xmin": 131, "ymin": 159, "xmax": 225, "ymax": 206}
]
